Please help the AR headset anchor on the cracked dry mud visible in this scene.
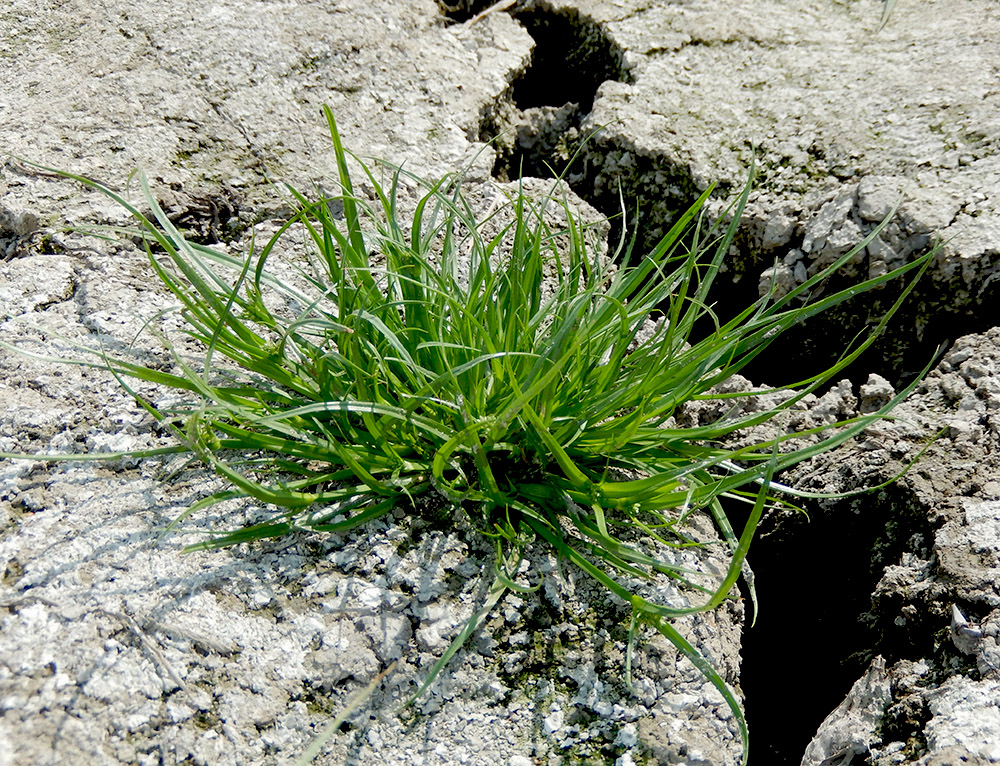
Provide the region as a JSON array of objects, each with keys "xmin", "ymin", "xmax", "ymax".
[{"xmin": 2, "ymin": 1, "xmax": 999, "ymax": 765}]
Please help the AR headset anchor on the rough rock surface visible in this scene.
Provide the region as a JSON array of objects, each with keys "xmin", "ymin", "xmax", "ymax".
[
  {"xmin": 3, "ymin": 0, "xmax": 1000, "ymax": 765},
  {"xmin": 791, "ymin": 329, "xmax": 1000, "ymax": 766},
  {"xmin": 538, "ymin": 0, "xmax": 1000, "ymax": 284}
]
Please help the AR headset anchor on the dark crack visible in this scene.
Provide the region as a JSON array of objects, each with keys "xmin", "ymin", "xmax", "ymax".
[{"xmin": 736, "ymin": 481, "xmax": 937, "ymax": 764}]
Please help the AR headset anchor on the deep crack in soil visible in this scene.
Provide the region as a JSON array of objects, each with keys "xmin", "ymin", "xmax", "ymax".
[{"xmin": 734, "ymin": 483, "xmax": 936, "ymax": 764}]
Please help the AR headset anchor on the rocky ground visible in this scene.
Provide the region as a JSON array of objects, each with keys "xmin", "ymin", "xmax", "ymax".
[{"xmin": 2, "ymin": 1, "xmax": 998, "ymax": 764}]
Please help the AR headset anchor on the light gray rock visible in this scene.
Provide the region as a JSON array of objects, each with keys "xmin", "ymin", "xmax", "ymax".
[
  {"xmin": 859, "ymin": 374, "xmax": 896, "ymax": 415},
  {"xmin": 573, "ymin": 0, "xmax": 1000, "ymax": 287},
  {"xmin": 5, "ymin": 0, "xmax": 1000, "ymax": 764},
  {"xmin": 801, "ymin": 656, "xmax": 892, "ymax": 766},
  {"xmin": 920, "ymin": 676, "xmax": 1000, "ymax": 764}
]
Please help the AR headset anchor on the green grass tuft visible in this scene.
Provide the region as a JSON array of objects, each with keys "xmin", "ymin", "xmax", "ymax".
[{"xmin": 3, "ymin": 106, "xmax": 936, "ymax": 764}]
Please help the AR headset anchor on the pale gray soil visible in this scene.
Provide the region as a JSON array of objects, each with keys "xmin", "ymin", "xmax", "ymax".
[{"xmin": 2, "ymin": 1, "xmax": 999, "ymax": 765}]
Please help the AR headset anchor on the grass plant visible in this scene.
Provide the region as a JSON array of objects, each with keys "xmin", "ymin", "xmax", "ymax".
[{"xmin": 3, "ymin": 107, "xmax": 935, "ymax": 763}]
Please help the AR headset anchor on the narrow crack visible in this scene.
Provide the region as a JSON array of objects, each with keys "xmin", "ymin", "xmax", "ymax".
[{"xmin": 479, "ymin": 2, "xmax": 633, "ymax": 185}]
